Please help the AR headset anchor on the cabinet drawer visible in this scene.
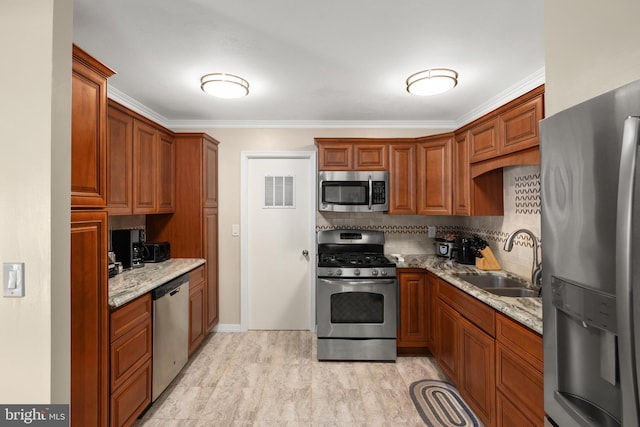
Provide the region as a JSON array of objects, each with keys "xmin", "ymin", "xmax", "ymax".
[
  {"xmin": 110, "ymin": 294, "xmax": 151, "ymax": 342},
  {"xmin": 110, "ymin": 360, "xmax": 152, "ymax": 427},
  {"xmin": 496, "ymin": 313, "xmax": 542, "ymax": 371},
  {"xmin": 189, "ymin": 265, "xmax": 205, "ymax": 286},
  {"xmin": 110, "ymin": 320, "xmax": 152, "ymax": 390},
  {"xmin": 496, "ymin": 343, "xmax": 544, "ymax": 422},
  {"xmin": 437, "ymin": 280, "xmax": 495, "ymax": 336}
]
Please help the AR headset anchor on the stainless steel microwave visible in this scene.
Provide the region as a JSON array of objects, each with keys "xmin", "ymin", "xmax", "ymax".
[{"xmin": 318, "ymin": 171, "xmax": 389, "ymax": 212}]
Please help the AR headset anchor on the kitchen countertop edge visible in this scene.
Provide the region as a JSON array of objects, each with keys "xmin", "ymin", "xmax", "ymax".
[
  {"xmin": 108, "ymin": 258, "xmax": 205, "ymax": 308},
  {"xmin": 393, "ymin": 254, "xmax": 542, "ymax": 335}
]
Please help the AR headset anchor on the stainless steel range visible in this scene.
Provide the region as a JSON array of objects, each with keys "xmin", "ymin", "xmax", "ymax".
[{"xmin": 316, "ymin": 229, "xmax": 397, "ymax": 361}]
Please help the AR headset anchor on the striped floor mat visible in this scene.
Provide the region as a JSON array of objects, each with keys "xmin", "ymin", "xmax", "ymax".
[{"xmin": 409, "ymin": 380, "xmax": 483, "ymax": 427}]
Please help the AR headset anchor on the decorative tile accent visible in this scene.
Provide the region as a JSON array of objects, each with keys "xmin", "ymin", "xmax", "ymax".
[{"xmin": 514, "ymin": 173, "xmax": 541, "ymax": 215}]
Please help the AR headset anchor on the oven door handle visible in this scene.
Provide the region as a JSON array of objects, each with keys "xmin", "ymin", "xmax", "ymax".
[
  {"xmin": 318, "ymin": 278, "xmax": 397, "ymax": 287},
  {"xmin": 368, "ymin": 174, "xmax": 373, "ymax": 210}
]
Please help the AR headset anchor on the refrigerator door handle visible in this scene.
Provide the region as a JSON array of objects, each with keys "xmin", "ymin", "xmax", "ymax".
[{"xmin": 616, "ymin": 115, "xmax": 640, "ymax": 426}]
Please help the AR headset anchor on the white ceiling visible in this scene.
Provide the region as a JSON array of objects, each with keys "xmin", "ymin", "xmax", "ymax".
[{"xmin": 72, "ymin": 0, "xmax": 544, "ymax": 129}]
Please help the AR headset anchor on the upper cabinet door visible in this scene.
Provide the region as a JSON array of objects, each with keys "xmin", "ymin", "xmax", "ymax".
[
  {"xmin": 132, "ymin": 121, "xmax": 158, "ymax": 214},
  {"xmin": 388, "ymin": 143, "xmax": 416, "ymax": 214},
  {"xmin": 499, "ymin": 93, "xmax": 543, "ymax": 156},
  {"xmin": 156, "ymin": 132, "xmax": 175, "ymax": 213},
  {"xmin": 317, "ymin": 142, "xmax": 353, "ymax": 170},
  {"xmin": 416, "ymin": 136, "xmax": 453, "ymax": 215},
  {"xmin": 106, "ymin": 104, "xmax": 133, "ymax": 215},
  {"xmin": 453, "ymin": 131, "xmax": 471, "ymax": 216},
  {"xmin": 469, "ymin": 117, "xmax": 500, "ymax": 163},
  {"xmin": 71, "ymin": 46, "xmax": 114, "ymax": 208},
  {"xmin": 354, "ymin": 143, "xmax": 387, "ymax": 171},
  {"xmin": 203, "ymin": 137, "xmax": 219, "ymax": 208}
]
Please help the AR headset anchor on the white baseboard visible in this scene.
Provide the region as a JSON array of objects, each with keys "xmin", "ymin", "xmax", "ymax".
[{"xmin": 213, "ymin": 323, "xmax": 244, "ymax": 333}]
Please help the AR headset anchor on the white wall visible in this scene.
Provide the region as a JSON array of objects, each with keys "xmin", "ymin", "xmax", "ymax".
[
  {"xmin": 545, "ymin": 0, "xmax": 640, "ymax": 115},
  {"xmin": 0, "ymin": 1, "xmax": 72, "ymax": 403}
]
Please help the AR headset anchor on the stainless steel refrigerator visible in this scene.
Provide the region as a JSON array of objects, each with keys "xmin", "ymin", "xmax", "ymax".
[{"xmin": 541, "ymin": 80, "xmax": 640, "ymax": 426}]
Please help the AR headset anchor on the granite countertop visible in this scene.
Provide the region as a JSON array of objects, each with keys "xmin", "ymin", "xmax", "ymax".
[
  {"xmin": 392, "ymin": 254, "xmax": 542, "ymax": 335},
  {"xmin": 108, "ymin": 258, "xmax": 205, "ymax": 308}
]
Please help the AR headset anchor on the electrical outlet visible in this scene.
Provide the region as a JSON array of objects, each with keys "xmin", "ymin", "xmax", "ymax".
[
  {"xmin": 428, "ymin": 226, "xmax": 437, "ymax": 238},
  {"xmin": 3, "ymin": 262, "xmax": 25, "ymax": 297}
]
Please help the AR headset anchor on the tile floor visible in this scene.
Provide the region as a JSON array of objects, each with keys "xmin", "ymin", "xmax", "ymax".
[{"xmin": 134, "ymin": 330, "xmax": 449, "ymax": 426}]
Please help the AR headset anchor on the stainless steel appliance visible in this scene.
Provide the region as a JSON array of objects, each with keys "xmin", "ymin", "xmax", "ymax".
[
  {"xmin": 435, "ymin": 238, "xmax": 456, "ymax": 259},
  {"xmin": 151, "ymin": 274, "xmax": 189, "ymax": 401},
  {"xmin": 143, "ymin": 241, "xmax": 171, "ymax": 263},
  {"xmin": 111, "ymin": 229, "xmax": 144, "ymax": 270},
  {"xmin": 540, "ymin": 79, "xmax": 640, "ymax": 426},
  {"xmin": 454, "ymin": 236, "xmax": 477, "ymax": 265},
  {"xmin": 318, "ymin": 171, "xmax": 389, "ymax": 212},
  {"xmin": 316, "ymin": 229, "xmax": 397, "ymax": 361}
]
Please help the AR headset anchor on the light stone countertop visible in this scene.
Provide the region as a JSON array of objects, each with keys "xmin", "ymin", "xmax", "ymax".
[
  {"xmin": 391, "ymin": 254, "xmax": 542, "ymax": 335},
  {"xmin": 108, "ymin": 258, "xmax": 205, "ymax": 308}
]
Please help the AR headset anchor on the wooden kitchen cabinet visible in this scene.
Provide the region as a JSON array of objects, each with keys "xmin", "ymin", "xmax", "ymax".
[
  {"xmin": 397, "ymin": 269, "xmax": 430, "ymax": 353},
  {"xmin": 495, "ymin": 313, "xmax": 544, "ymax": 425},
  {"xmin": 204, "ymin": 208, "xmax": 219, "ymax": 331},
  {"xmin": 469, "ymin": 87, "xmax": 544, "ymax": 164},
  {"xmin": 107, "ymin": 101, "xmax": 175, "ymax": 215},
  {"xmin": 435, "ymin": 297, "xmax": 460, "ymax": 384},
  {"xmin": 146, "ymin": 133, "xmax": 220, "ymax": 339},
  {"xmin": 388, "ymin": 142, "xmax": 417, "ymax": 214},
  {"xmin": 156, "ymin": 132, "xmax": 176, "ymax": 213},
  {"xmin": 106, "ymin": 104, "xmax": 133, "ymax": 214},
  {"xmin": 109, "ymin": 294, "xmax": 152, "ymax": 427},
  {"xmin": 416, "ymin": 134, "xmax": 453, "ymax": 215},
  {"xmin": 133, "ymin": 120, "xmax": 158, "ymax": 213},
  {"xmin": 316, "ymin": 139, "xmax": 387, "ymax": 170},
  {"xmin": 435, "ymin": 277, "xmax": 497, "ymax": 427},
  {"xmin": 71, "ymin": 45, "xmax": 115, "ymax": 208},
  {"xmin": 189, "ymin": 265, "xmax": 206, "ymax": 355},
  {"xmin": 460, "ymin": 315, "xmax": 496, "ymax": 426},
  {"xmin": 71, "ymin": 210, "xmax": 109, "ymax": 427},
  {"xmin": 453, "ymin": 131, "xmax": 471, "ymax": 216}
]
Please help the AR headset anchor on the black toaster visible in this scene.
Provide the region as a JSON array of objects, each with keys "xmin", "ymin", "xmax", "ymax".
[{"xmin": 142, "ymin": 242, "xmax": 171, "ymax": 262}]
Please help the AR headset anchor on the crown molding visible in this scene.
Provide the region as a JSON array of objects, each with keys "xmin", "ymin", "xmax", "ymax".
[
  {"xmin": 107, "ymin": 86, "xmax": 171, "ymax": 128},
  {"xmin": 168, "ymin": 119, "xmax": 456, "ymax": 130},
  {"xmin": 108, "ymin": 68, "xmax": 545, "ymax": 131},
  {"xmin": 455, "ymin": 67, "xmax": 545, "ymax": 128}
]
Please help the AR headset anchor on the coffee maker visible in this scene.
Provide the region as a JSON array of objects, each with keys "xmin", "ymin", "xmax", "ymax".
[{"xmin": 112, "ymin": 229, "xmax": 145, "ymax": 269}]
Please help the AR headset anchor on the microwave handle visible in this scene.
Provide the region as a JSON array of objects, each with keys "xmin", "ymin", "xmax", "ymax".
[{"xmin": 368, "ymin": 175, "xmax": 373, "ymax": 210}]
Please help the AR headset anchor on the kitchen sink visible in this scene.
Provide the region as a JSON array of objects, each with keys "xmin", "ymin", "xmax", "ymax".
[
  {"xmin": 455, "ymin": 274, "xmax": 540, "ymax": 298},
  {"xmin": 480, "ymin": 287, "xmax": 539, "ymax": 298},
  {"xmin": 456, "ymin": 274, "xmax": 528, "ymax": 289}
]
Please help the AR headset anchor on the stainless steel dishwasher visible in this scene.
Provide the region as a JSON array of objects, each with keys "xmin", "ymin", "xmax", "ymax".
[{"xmin": 151, "ymin": 273, "xmax": 189, "ymax": 401}]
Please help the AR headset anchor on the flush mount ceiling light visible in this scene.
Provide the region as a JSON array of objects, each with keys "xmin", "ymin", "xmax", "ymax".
[
  {"xmin": 200, "ymin": 73, "xmax": 249, "ymax": 99},
  {"xmin": 406, "ymin": 68, "xmax": 458, "ymax": 96}
]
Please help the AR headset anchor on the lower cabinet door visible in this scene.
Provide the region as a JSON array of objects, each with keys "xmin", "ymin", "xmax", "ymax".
[
  {"xmin": 435, "ymin": 299, "xmax": 460, "ymax": 384},
  {"xmin": 459, "ymin": 316, "xmax": 495, "ymax": 427},
  {"xmin": 110, "ymin": 360, "xmax": 152, "ymax": 427},
  {"xmin": 496, "ymin": 390, "xmax": 538, "ymax": 427},
  {"xmin": 189, "ymin": 279, "xmax": 206, "ymax": 355}
]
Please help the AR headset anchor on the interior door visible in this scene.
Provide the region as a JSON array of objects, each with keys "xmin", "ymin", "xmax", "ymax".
[{"xmin": 246, "ymin": 155, "xmax": 313, "ymax": 330}]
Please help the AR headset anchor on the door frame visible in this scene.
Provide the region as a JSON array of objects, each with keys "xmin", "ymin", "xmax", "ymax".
[{"xmin": 240, "ymin": 151, "xmax": 317, "ymax": 332}]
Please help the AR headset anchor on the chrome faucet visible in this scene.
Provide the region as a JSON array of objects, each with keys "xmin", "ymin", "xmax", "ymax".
[{"xmin": 504, "ymin": 229, "xmax": 542, "ymax": 287}]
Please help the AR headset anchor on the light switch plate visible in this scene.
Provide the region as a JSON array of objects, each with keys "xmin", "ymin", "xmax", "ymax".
[
  {"xmin": 232, "ymin": 224, "xmax": 240, "ymax": 236},
  {"xmin": 3, "ymin": 262, "xmax": 25, "ymax": 297}
]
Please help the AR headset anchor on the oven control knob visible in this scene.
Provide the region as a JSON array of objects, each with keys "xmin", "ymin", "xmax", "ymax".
[
  {"xmin": 354, "ymin": 269, "xmax": 360, "ymax": 276},
  {"xmin": 336, "ymin": 269, "xmax": 342, "ymax": 276},
  {"xmin": 381, "ymin": 270, "xmax": 388, "ymax": 276},
  {"xmin": 372, "ymin": 269, "xmax": 379, "ymax": 276}
]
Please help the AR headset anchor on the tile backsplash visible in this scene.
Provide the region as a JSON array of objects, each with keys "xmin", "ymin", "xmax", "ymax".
[{"xmin": 316, "ymin": 164, "xmax": 541, "ymax": 281}]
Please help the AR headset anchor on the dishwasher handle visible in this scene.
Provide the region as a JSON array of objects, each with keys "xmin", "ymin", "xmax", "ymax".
[{"xmin": 152, "ymin": 273, "xmax": 189, "ymax": 300}]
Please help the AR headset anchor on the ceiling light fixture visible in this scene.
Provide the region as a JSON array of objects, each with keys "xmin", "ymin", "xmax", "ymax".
[
  {"xmin": 200, "ymin": 73, "xmax": 249, "ymax": 99},
  {"xmin": 406, "ymin": 68, "xmax": 458, "ymax": 96}
]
